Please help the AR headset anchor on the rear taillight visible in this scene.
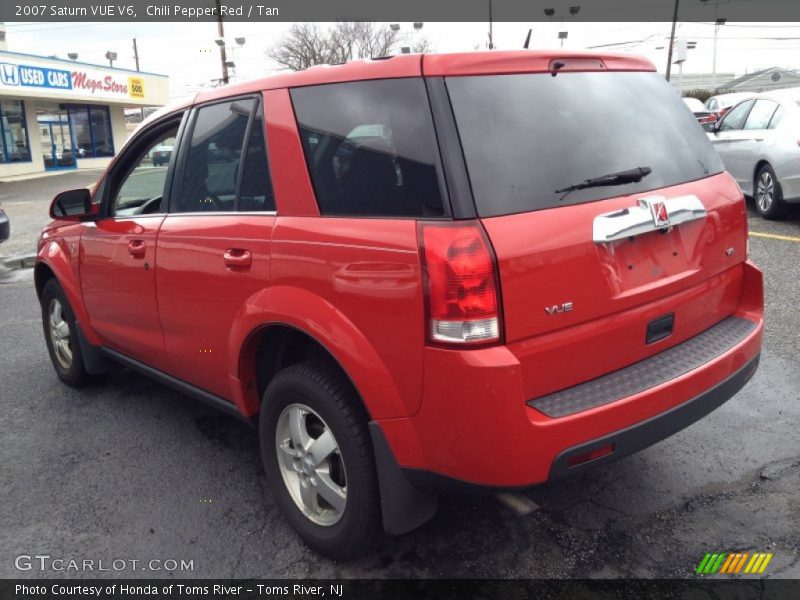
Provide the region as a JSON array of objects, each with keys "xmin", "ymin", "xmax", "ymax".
[{"xmin": 418, "ymin": 221, "xmax": 502, "ymax": 346}]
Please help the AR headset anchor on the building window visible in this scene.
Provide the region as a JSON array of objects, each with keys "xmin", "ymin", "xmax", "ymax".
[
  {"xmin": 69, "ymin": 105, "xmax": 115, "ymax": 158},
  {"xmin": 0, "ymin": 100, "xmax": 32, "ymax": 163}
]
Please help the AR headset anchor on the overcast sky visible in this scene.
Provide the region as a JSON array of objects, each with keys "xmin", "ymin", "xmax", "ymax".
[{"xmin": 5, "ymin": 21, "xmax": 800, "ymax": 100}]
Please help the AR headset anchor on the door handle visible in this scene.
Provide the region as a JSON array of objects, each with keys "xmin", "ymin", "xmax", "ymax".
[
  {"xmin": 128, "ymin": 239, "xmax": 146, "ymax": 258},
  {"xmin": 223, "ymin": 248, "xmax": 251, "ymax": 269}
]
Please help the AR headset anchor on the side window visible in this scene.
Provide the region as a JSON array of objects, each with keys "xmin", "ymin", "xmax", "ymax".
[
  {"xmin": 768, "ymin": 105, "xmax": 785, "ymax": 129},
  {"xmin": 291, "ymin": 78, "xmax": 444, "ymax": 217},
  {"xmin": 111, "ymin": 125, "xmax": 179, "ymax": 217},
  {"xmin": 706, "ymin": 98, "xmax": 717, "ymax": 111},
  {"xmin": 718, "ymin": 100, "xmax": 754, "ymax": 131},
  {"xmin": 238, "ymin": 104, "xmax": 276, "ymax": 212},
  {"xmin": 177, "ymin": 99, "xmax": 254, "ymax": 212},
  {"xmin": 744, "ymin": 100, "xmax": 778, "ymax": 130}
]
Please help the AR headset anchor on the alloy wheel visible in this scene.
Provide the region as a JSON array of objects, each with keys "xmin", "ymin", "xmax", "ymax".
[
  {"xmin": 275, "ymin": 403, "xmax": 347, "ymax": 526},
  {"xmin": 48, "ymin": 298, "xmax": 73, "ymax": 369},
  {"xmin": 756, "ymin": 171, "xmax": 774, "ymax": 213}
]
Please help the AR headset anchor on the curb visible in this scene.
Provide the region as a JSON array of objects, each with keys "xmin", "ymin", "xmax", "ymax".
[{"xmin": 2, "ymin": 254, "xmax": 36, "ymax": 270}]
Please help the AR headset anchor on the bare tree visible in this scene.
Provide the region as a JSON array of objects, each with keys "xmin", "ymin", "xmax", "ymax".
[
  {"xmin": 268, "ymin": 22, "xmax": 434, "ymax": 71},
  {"xmin": 267, "ymin": 23, "xmax": 338, "ymax": 72},
  {"xmin": 410, "ymin": 37, "xmax": 435, "ymax": 54}
]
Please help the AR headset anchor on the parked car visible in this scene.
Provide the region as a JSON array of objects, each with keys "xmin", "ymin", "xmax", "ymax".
[
  {"xmin": 704, "ymin": 92, "xmax": 754, "ymax": 118},
  {"xmin": 35, "ymin": 51, "xmax": 763, "ymax": 560},
  {"xmin": 0, "ymin": 203, "xmax": 9, "ymax": 243},
  {"xmin": 150, "ymin": 144, "xmax": 173, "ymax": 166},
  {"xmin": 708, "ymin": 89, "xmax": 800, "ymax": 219},
  {"xmin": 683, "ymin": 97, "xmax": 717, "ymax": 131}
]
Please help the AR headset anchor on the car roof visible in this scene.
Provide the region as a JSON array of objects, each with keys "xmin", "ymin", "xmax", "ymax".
[
  {"xmin": 192, "ymin": 50, "xmax": 655, "ymax": 105},
  {"xmin": 756, "ymin": 87, "xmax": 800, "ymax": 103},
  {"xmin": 709, "ymin": 92, "xmax": 755, "ymax": 106},
  {"xmin": 140, "ymin": 50, "xmax": 656, "ymax": 129}
]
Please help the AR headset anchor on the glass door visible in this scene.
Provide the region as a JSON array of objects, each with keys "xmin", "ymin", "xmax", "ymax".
[{"xmin": 37, "ymin": 106, "xmax": 76, "ymax": 170}]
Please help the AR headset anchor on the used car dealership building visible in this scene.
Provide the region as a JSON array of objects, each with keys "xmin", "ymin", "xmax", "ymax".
[{"xmin": 0, "ymin": 41, "xmax": 168, "ymax": 179}]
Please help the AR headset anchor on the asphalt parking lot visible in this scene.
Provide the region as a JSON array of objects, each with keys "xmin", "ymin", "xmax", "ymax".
[{"xmin": 0, "ymin": 177, "xmax": 798, "ymax": 579}]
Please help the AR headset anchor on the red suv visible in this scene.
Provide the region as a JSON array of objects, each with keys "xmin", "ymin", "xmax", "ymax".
[{"xmin": 36, "ymin": 51, "xmax": 763, "ymax": 559}]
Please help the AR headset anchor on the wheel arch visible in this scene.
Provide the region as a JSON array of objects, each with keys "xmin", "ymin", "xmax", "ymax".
[
  {"xmin": 227, "ymin": 286, "xmax": 408, "ymax": 420},
  {"xmin": 34, "ymin": 240, "xmax": 101, "ymax": 346},
  {"xmin": 34, "ymin": 261, "xmax": 56, "ymax": 300}
]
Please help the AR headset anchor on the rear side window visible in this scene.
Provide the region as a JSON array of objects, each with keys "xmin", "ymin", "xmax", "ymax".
[
  {"xmin": 178, "ymin": 99, "xmax": 254, "ymax": 212},
  {"xmin": 291, "ymin": 79, "xmax": 444, "ymax": 217},
  {"xmin": 446, "ymin": 71, "xmax": 724, "ymax": 217},
  {"xmin": 768, "ymin": 105, "xmax": 785, "ymax": 129},
  {"xmin": 744, "ymin": 100, "xmax": 778, "ymax": 130}
]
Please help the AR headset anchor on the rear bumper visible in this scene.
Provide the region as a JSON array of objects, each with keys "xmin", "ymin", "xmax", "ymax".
[
  {"xmin": 377, "ymin": 261, "xmax": 763, "ymax": 488},
  {"xmin": 400, "ymin": 352, "xmax": 759, "ymax": 491},
  {"xmin": 0, "ymin": 209, "xmax": 9, "ymax": 243},
  {"xmin": 547, "ymin": 352, "xmax": 759, "ymax": 481}
]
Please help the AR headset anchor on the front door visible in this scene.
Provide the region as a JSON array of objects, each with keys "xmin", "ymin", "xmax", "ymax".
[
  {"xmin": 156, "ymin": 98, "xmax": 276, "ymax": 399},
  {"xmin": 80, "ymin": 115, "xmax": 183, "ymax": 369}
]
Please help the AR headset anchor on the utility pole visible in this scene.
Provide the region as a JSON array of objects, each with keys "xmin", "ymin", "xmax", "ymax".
[
  {"xmin": 665, "ymin": 0, "xmax": 680, "ymax": 81},
  {"xmin": 215, "ymin": 0, "xmax": 229, "ymax": 84},
  {"xmin": 132, "ymin": 38, "xmax": 144, "ymax": 121},
  {"xmin": 132, "ymin": 37, "xmax": 140, "ymax": 70},
  {"xmin": 488, "ymin": 0, "xmax": 494, "ymax": 49}
]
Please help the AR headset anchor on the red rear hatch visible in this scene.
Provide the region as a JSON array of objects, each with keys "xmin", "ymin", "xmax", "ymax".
[{"xmin": 443, "ymin": 61, "xmax": 748, "ymax": 400}]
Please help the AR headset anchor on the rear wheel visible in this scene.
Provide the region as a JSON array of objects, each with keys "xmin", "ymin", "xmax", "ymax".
[
  {"xmin": 260, "ymin": 361, "xmax": 381, "ymax": 560},
  {"xmin": 754, "ymin": 164, "xmax": 786, "ymax": 220},
  {"xmin": 41, "ymin": 279, "xmax": 90, "ymax": 387}
]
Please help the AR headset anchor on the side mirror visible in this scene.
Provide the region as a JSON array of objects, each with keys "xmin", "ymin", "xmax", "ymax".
[{"xmin": 49, "ymin": 188, "xmax": 96, "ymax": 221}]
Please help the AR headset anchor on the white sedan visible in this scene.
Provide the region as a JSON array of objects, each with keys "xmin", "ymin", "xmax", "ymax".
[{"xmin": 708, "ymin": 88, "xmax": 800, "ymax": 219}]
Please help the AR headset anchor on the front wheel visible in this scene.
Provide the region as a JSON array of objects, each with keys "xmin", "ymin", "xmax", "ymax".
[
  {"xmin": 754, "ymin": 164, "xmax": 786, "ymax": 220},
  {"xmin": 260, "ymin": 361, "xmax": 381, "ymax": 560},
  {"xmin": 41, "ymin": 278, "xmax": 91, "ymax": 387}
]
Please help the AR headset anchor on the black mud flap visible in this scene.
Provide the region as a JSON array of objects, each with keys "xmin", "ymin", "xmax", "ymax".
[
  {"xmin": 369, "ymin": 422, "xmax": 439, "ymax": 536},
  {"xmin": 74, "ymin": 321, "xmax": 114, "ymax": 375}
]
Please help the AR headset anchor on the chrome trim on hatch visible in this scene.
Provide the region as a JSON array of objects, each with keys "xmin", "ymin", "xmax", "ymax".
[{"xmin": 592, "ymin": 194, "xmax": 707, "ymax": 244}]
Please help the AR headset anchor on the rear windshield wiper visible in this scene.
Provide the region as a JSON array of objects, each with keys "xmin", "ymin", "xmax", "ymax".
[{"xmin": 555, "ymin": 166, "xmax": 652, "ymax": 200}]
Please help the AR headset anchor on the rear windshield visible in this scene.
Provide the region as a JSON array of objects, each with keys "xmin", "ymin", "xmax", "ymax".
[{"xmin": 446, "ymin": 71, "xmax": 724, "ymax": 217}]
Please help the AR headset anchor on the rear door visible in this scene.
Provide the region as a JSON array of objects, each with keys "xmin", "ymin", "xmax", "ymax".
[
  {"xmin": 709, "ymin": 99, "xmax": 755, "ymax": 188},
  {"xmin": 80, "ymin": 115, "xmax": 184, "ymax": 368},
  {"xmin": 733, "ymin": 99, "xmax": 781, "ymax": 195},
  {"xmin": 155, "ymin": 96, "xmax": 276, "ymax": 400},
  {"xmin": 444, "ymin": 69, "xmax": 746, "ymax": 348}
]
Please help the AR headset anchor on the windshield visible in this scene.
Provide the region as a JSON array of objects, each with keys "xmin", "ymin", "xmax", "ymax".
[{"xmin": 446, "ymin": 71, "xmax": 724, "ymax": 217}]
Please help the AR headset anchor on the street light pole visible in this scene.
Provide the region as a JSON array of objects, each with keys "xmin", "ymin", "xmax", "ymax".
[
  {"xmin": 545, "ymin": 6, "xmax": 580, "ymax": 48},
  {"xmin": 700, "ymin": 0, "xmax": 727, "ymax": 91},
  {"xmin": 214, "ymin": 0, "xmax": 229, "ymax": 85},
  {"xmin": 711, "ymin": 13, "xmax": 726, "ymax": 90}
]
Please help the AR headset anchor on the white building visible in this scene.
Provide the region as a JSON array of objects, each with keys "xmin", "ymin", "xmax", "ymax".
[{"xmin": 0, "ymin": 40, "xmax": 169, "ymax": 179}]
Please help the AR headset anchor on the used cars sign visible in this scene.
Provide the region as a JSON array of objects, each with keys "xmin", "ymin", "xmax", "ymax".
[{"xmin": 0, "ymin": 62, "xmax": 72, "ymax": 90}]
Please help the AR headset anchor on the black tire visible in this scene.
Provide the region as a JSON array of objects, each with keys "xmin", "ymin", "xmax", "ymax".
[
  {"xmin": 41, "ymin": 278, "xmax": 90, "ymax": 387},
  {"xmin": 754, "ymin": 164, "xmax": 786, "ymax": 220},
  {"xmin": 260, "ymin": 360, "xmax": 381, "ymax": 560}
]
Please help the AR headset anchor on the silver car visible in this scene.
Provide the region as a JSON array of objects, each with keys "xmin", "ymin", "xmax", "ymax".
[{"xmin": 708, "ymin": 89, "xmax": 800, "ymax": 219}]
